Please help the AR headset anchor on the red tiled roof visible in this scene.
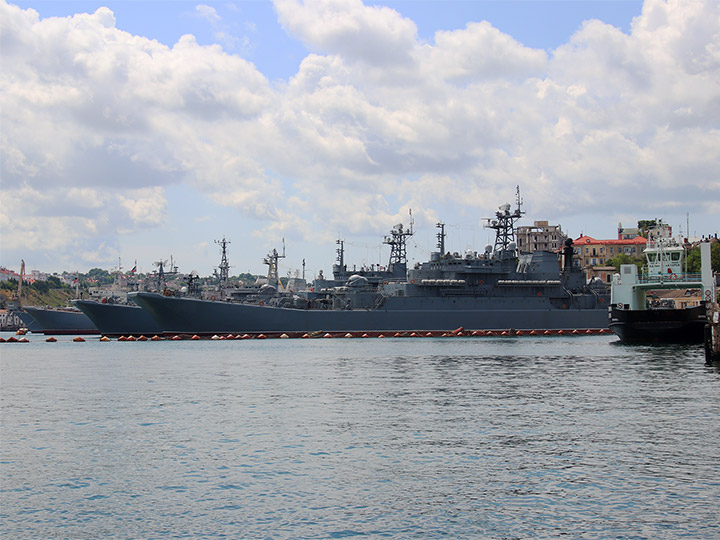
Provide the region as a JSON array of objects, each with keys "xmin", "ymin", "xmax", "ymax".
[{"xmin": 574, "ymin": 235, "xmax": 647, "ymax": 246}]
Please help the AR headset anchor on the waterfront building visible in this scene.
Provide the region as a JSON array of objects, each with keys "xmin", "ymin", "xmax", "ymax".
[
  {"xmin": 516, "ymin": 221, "xmax": 567, "ymax": 254},
  {"xmin": 574, "ymin": 235, "xmax": 648, "ymax": 282},
  {"xmin": 617, "ymin": 222, "xmax": 640, "ymax": 240}
]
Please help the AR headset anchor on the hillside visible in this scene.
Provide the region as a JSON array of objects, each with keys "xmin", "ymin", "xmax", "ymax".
[{"xmin": 0, "ymin": 287, "xmax": 76, "ymax": 309}]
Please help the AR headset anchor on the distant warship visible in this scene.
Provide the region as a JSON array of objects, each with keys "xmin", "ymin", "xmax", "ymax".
[
  {"xmin": 22, "ymin": 306, "xmax": 98, "ymax": 335},
  {"xmin": 130, "ymin": 189, "xmax": 610, "ymax": 336},
  {"xmin": 72, "ymin": 258, "xmax": 180, "ymax": 337}
]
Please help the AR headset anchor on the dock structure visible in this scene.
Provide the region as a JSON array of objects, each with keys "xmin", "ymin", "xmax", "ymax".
[
  {"xmin": 706, "ymin": 302, "xmax": 720, "ymax": 364},
  {"xmin": 610, "ymin": 239, "xmax": 716, "ymax": 345},
  {"xmin": 612, "ymin": 241, "xmax": 715, "ymax": 311}
]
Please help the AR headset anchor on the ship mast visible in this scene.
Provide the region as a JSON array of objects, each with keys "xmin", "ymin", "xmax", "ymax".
[
  {"xmin": 384, "ymin": 210, "xmax": 414, "ymax": 269},
  {"xmin": 153, "ymin": 259, "xmax": 167, "ymax": 291},
  {"xmin": 215, "ymin": 237, "xmax": 231, "ymax": 290},
  {"xmin": 264, "ymin": 239, "xmax": 285, "ymax": 288},
  {"xmin": 485, "ymin": 185, "xmax": 524, "ymax": 254},
  {"xmin": 336, "ymin": 240, "xmax": 345, "ymax": 271},
  {"xmin": 436, "ymin": 222, "xmax": 446, "ymax": 255}
]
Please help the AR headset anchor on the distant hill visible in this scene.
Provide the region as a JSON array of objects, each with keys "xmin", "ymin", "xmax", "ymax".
[{"xmin": 0, "ymin": 280, "xmax": 76, "ymax": 308}]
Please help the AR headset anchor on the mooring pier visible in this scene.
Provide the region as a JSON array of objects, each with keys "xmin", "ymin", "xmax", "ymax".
[{"xmin": 706, "ymin": 302, "xmax": 720, "ymax": 364}]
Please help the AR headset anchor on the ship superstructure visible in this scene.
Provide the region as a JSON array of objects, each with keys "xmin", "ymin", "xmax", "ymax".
[
  {"xmin": 609, "ymin": 222, "xmax": 715, "ymax": 342},
  {"xmin": 129, "ymin": 190, "xmax": 610, "ymax": 336}
]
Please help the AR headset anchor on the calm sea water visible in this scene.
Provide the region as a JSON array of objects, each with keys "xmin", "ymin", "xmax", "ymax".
[{"xmin": 1, "ymin": 333, "xmax": 719, "ymax": 540}]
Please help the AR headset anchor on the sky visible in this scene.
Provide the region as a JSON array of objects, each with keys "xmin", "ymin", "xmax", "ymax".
[{"xmin": 1, "ymin": 0, "xmax": 719, "ymax": 279}]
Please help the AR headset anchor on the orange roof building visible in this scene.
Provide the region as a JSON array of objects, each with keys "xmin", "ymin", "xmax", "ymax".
[{"xmin": 573, "ymin": 235, "xmax": 647, "ymax": 281}]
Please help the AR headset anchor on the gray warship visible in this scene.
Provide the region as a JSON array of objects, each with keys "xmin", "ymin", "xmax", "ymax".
[
  {"xmin": 72, "ymin": 258, "xmax": 183, "ymax": 337},
  {"xmin": 22, "ymin": 306, "xmax": 98, "ymax": 335},
  {"xmin": 130, "ymin": 191, "xmax": 610, "ymax": 336},
  {"xmin": 7, "ymin": 260, "xmax": 94, "ymax": 335}
]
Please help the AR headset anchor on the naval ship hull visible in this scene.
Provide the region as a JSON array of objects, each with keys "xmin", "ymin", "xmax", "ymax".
[
  {"xmin": 15, "ymin": 311, "xmax": 43, "ymax": 333},
  {"xmin": 131, "ymin": 292, "xmax": 609, "ymax": 337},
  {"xmin": 72, "ymin": 300, "xmax": 163, "ymax": 337},
  {"xmin": 608, "ymin": 304, "xmax": 707, "ymax": 343},
  {"xmin": 23, "ymin": 306, "xmax": 99, "ymax": 335}
]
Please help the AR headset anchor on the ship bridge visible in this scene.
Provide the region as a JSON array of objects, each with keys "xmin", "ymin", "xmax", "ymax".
[{"xmin": 611, "ymin": 242, "xmax": 715, "ymax": 310}]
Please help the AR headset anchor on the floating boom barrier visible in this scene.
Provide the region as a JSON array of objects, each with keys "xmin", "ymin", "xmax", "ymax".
[{"xmin": 2, "ymin": 328, "xmax": 613, "ymax": 343}]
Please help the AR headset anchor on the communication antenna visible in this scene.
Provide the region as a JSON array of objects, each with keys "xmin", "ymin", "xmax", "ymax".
[
  {"xmin": 215, "ymin": 237, "xmax": 231, "ymax": 289},
  {"xmin": 484, "ymin": 185, "xmax": 524, "ymax": 253},
  {"xmin": 263, "ymin": 238, "xmax": 286, "ymax": 287},
  {"xmin": 436, "ymin": 222, "xmax": 446, "ymax": 255},
  {"xmin": 153, "ymin": 259, "xmax": 168, "ymax": 291},
  {"xmin": 384, "ymin": 209, "xmax": 414, "ymax": 268}
]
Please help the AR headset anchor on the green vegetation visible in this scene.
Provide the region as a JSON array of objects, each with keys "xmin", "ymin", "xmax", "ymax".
[
  {"xmin": 636, "ymin": 220, "xmax": 657, "ymax": 238},
  {"xmin": 85, "ymin": 268, "xmax": 115, "ymax": 285},
  {"xmin": 605, "ymin": 253, "xmax": 645, "ymax": 272},
  {"xmin": 685, "ymin": 242, "xmax": 720, "ymax": 273},
  {"xmin": 0, "ymin": 280, "xmax": 76, "ymax": 308},
  {"xmin": 605, "ymin": 241, "xmax": 720, "ymax": 274}
]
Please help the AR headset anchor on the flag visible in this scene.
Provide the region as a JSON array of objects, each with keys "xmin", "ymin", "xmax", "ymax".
[
  {"xmin": 131, "ymin": 264, "xmax": 137, "ymax": 274},
  {"xmin": 73, "ymin": 277, "xmax": 78, "ymax": 284}
]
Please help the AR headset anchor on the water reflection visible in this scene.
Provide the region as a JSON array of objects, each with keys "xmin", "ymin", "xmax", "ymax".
[{"xmin": 1, "ymin": 335, "xmax": 717, "ymax": 539}]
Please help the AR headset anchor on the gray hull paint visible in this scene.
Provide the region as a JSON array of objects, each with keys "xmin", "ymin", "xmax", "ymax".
[
  {"xmin": 132, "ymin": 292, "xmax": 609, "ymax": 336},
  {"xmin": 15, "ymin": 311, "xmax": 43, "ymax": 333},
  {"xmin": 23, "ymin": 306, "xmax": 99, "ymax": 335},
  {"xmin": 72, "ymin": 300, "xmax": 163, "ymax": 337},
  {"xmin": 131, "ymin": 211, "xmax": 609, "ymax": 337}
]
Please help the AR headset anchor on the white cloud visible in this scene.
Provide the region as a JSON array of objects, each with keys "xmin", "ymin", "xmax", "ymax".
[
  {"xmin": 274, "ymin": 0, "xmax": 419, "ymax": 66},
  {"xmin": 1, "ymin": 0, "xmax": 719, "ymax": 272},
  {"xmin": 117, "ymin": 187, "xmax": 168, "ymax": 227},
  {"xmin": 195, "ymin": 4, "xmax": 221, "ymax": 25}
]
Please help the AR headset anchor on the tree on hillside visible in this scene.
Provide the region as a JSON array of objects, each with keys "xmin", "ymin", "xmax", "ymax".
[
  {"xmin": 685, "ymin": 241, "xmax": 720, "ymax": 273},
  {"xmin": 46, "ymin": 275, "xmax": 64, "ymax": 289},
  {"xmin": 637, "ymin": 220, "xmax": 657, "ymax": 238},
  {"xmin": 606, "ymin": 253, "xmax": 645, "ymax": 272},
  {"xmin": 0, "ymin": 278, "xmax": 18, "ymax": 291},
  {"xmin": 86, "ymin": 268, "xmax": 113, "ymax": 285}
]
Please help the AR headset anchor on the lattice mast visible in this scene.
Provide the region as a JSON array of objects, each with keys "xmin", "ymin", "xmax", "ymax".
[
  {"xmin": 264, "ymin": 239, "xmax": 286, "ymax": 288},
  {"xmin": 436, "ymin": 222, "xmax": 446, "ymax": 255},
  {"xmin": 485, "ymin": 186, "xmax": 524, "ymax": 253},
  {"xmin": 215, "ymin": 237, "xmax": 231, "ymax": 290},
  {"xmin": 384, "ymin": 210, "xmax": 414, "ymax": 268}
]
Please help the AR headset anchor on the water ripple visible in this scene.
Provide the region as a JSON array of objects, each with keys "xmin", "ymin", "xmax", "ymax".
[{"xmin": 1, "ymin": 335, "xmax": 718, "ymax": 539}]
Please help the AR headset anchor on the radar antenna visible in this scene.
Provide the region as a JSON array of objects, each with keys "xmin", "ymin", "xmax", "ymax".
[
  {"xmin": 214, "ymin": 237, "xmax": 231, "ymax": 290},
  {"xmin": 436, "ymin": 222, "xmax": 446, "ymax": 255},
  {"xmin": 263, "ymin": 238, "xmax": 286, "ymax": 288},
  {"xmin": 484, "ymin": 185, "xmax": 524, "ymax": 254},
  {"xmin": 384, "ymin": 210, "xmax": 414, "ymax": 268},
  {"xmin": 336, "ymin": 239, "xmax": 345, "ymax": 270},
  {"xmin": 153, "ymin": 259, "xmax": 168, "ymax": 291}
]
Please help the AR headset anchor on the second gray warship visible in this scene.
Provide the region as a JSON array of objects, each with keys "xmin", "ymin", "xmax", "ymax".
[{"xmin": 130, "ymin": 191, "xmax": 610, "ymax": 336}]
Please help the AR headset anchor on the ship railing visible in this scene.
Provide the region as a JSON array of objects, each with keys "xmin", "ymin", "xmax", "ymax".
[{"xmin": 638, "ymin": 272, "xmax": 703, "ymax": 285}]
